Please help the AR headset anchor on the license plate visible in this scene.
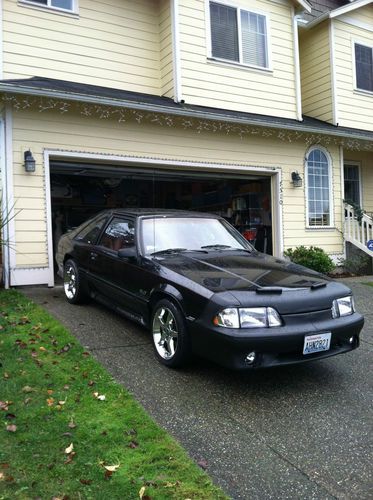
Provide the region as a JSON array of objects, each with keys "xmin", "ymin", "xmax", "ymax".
[{"xmin": 303, "ymin": 332, "xmax": 331, "ymax": 355}]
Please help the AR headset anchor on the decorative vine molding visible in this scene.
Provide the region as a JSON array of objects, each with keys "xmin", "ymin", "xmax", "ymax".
[{"xmin": 2, "ymin": 94, "xmax": 372, "ymax": 152}]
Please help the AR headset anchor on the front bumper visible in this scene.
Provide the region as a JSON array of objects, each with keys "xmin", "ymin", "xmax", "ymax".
[{"xmin": 188, "ymin": 310, "xmax": 364, "ymax": 369}]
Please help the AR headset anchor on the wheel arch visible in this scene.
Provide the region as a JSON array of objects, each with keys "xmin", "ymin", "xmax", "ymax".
[{"xmin": 148, "ymin": 284, "xmax": 186, "ymax": 322}]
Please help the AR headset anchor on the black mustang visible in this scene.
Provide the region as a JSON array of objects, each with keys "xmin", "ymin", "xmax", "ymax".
[{"xmin": 56, "ymin": 209, "xmax": 364, "ymax": 369}]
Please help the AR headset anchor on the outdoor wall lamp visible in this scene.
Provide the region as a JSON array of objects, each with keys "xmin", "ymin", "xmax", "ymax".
[
  {"xmin": 24, "ymin": 150, "xmax": 36, "ymax": 173},
  {"xmin": 291, "ymin": 171, "xmax": 302, "ymax": 187}
]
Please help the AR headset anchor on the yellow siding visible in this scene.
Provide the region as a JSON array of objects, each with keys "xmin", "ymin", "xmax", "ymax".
[
  {"xmin": 333, "ymin": 7, "xmax": 373, "ymax": 132},
  {"xmin": 299, "ymin": 21, "xmax": 333, "ymax": 123},
  {"xmin": 178, "ymin": 0, "xmax": 298, "ymax": 119},
  {"xmin": 3, "ymin": 0, "xmax": 162, "ymax": 95},
  {"xmin": 160, "ymin": 0, "xmax": 174, "ymax": 98},
  {"xmin": 10, "ymin": 106, "xmax": 343, "ymax": 267}
]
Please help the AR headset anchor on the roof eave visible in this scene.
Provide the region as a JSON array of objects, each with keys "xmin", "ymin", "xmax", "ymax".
[
  {"xmin": 0, "ymin": 82, "xmax": 371, "ymax": 143},
  {"xmin": 303, "ymin": 0, "xmax": 372, "ymax": 28},
  {"xmin": 295, "ymin": 0, "xmax": 312, "ymax": 13}
]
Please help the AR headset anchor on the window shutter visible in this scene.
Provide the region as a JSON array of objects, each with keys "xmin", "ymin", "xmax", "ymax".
[
  {"xmin": 241, "ymin": 11, "xmax": 268, "ymax": 68},
  {"xmin": 210, "ymin": 2, "xmax": 239, "ymax": 62},
  {"xmin": 355, "ymin": 44, "xmax": 373, "ymax": 92}
]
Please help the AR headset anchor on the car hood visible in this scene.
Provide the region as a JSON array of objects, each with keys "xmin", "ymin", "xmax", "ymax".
[{"xmin": 156, "ymin": 251, "xmax": 351, "ymax": 313}]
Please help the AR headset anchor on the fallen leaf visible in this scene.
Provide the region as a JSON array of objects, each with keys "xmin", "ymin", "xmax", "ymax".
[
  {"xmin": 3, "ymin": 372, "xmax": 9, "ymax": 379},
  {"xmin": 46, "ymin": 398, "xmax": 55, "ymax": 407},
  {"xmin": 6, "ymin": 424, "xmax": 17, "ymax": 432},
  {"xmin": 97, "ymin": 395, "xmax": 106, "ymax": 401},
  {"xmin": 0, "ymin": 463, "xmax": 10, "ymax": 469},
  {"xmin": 5, "ymin": 413, "xmax": 16, "ymax": 420},
  {"xmin": 47, "ymin": 389, "xmax": 54, "ymax": 395},
  {"xmin": 65, "ymin": 443, "xmax": 74, "ymax": 454},
  {"xmin": 62, "ymin": 432, "xmax": 73, "ymax": 438},
  {"xmin": 139, "ymin": 486, "xmax": 146, "ymax": 499},
  {"xmin": 63, "ymin": 384, "xmax": 70, "ymax": 390},
  {"xmin": 24, "ymin": 398, "xmax": 32, "ymax": 405},
  {"xmin": 93, "ymin": 392, "xmax": 99, "ymax": 398},
  {"xmin": 64, "ymin": 451, "xmax": 76, "ymax": 464},
  {"xmin": 88, "ymin": 380, "xmax": 95, "ymax": 387},
  {"xmin": 68, "ymin": 419, "xmax": 77, "ymax": 429},
  {"xmin": 128, "ymin": 441, "xmax": 139, "ymax": 449},
  {"xmin": 0, "ymin": 472, "xmax": 4, "ymax": 480},
  {"xmin": 103, "ymin": 464, "xmax": 120, "ymax": 472},
  {"xmin": 82, "ymin": 352, "xmax": 90, "ymax": 357},
  {"xmin": 104, "ymin": 469, "xmax": 112, "ymax": 480},
  {"xmin": 80, "ymin": 479, "xmax": 92, "ymax": 485},
  {"xmin": 39, "ymin": 346, "xmax": 47, "ymax": 351},
  {"xmin": 18, "ymin": 316, "xmax": 30, "ymax": 324},
  {"xmin": 197, "ymin": 459, "xmax": 208, "ymax": 470},
  {"xmin": 58, "ymin": 399, "xmax": 67, "ymax": 405},
  {"xmin": 22, "ymin": 386, "xmax": 34, "ymax": 393},
  {"xmin": 0, "ymin": 401, "xmax": 9, "ymax": 411}
]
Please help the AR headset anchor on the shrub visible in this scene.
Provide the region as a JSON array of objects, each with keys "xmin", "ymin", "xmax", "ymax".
[
  {"xmin": 284, "ymin": 245, "xmax": 335, "ymax": 274},
  {"xmin": 339, "ymin": 254, "xmax": 371, "ymax": 276}
]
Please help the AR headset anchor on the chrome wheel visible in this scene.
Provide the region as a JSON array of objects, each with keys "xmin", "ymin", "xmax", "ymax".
[
  {"xmin": 152, "ymin": 306, "xmax": 179, "ymax": 360},
  {"xmin": 64, "ymin": 263, "xmax": 77, "ymax": 300}
]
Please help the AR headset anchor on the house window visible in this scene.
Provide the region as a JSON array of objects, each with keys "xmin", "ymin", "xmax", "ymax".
[
  {"xmin": 344, "ymin": 164, "xmax": 361, "ymax": 206},
  {"xmin": 354, "ymin": 43, "xmax": 373, "ymax": 92},
  {"xmin": 306, "ymin": 148, "xmax": 331, "ymax": 227},
  {"xmin": 22, "ymin": 0, "xmax": 75, "ymax": 12},
  {"xmin": 209, "ymin": 1, "xmax": 269, "ymax": 69}
]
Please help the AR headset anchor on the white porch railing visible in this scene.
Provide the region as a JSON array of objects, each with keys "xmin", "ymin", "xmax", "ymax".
[{"xmin": 344, "ymin": 203, "xmax": 373, "ymax": 256}]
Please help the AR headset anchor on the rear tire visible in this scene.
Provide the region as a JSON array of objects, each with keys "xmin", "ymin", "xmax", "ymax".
[
  {"xmin": 63, "ymin": 259, "xmax": 88, "ymax": 304},
  {"xmin": 151, "ymin": 299, "xmax": 191, "ymax": 368}
]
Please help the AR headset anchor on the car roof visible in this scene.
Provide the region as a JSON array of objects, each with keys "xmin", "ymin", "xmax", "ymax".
[{"xmin": 106, "ymin": 208, "xmax": 221, "ymax": 219}]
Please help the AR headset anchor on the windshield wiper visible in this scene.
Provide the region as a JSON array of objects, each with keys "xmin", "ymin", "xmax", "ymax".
[
  {"xmin": 201, "ymin": 244, "xmax": 233, "ymax": 249},
  {"xmin": 201, "ymin": 244, "xmax": 251, "ymax": 252},
  {"xmin": 151, "ymin": 248, "xmax": 208, "ymax": 256}
]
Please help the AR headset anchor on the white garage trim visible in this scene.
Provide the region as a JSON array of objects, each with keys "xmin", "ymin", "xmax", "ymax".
[{"xmin": 19, "ymin": 149, "xmax": 283, "ymax": 287}]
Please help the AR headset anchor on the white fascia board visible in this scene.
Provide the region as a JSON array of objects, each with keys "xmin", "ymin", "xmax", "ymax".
[
  {"xmin": 0, "ymin": 83, "xmax": 372, "ymax": 143},
  {"xmin": 295, "ymin": 0, "xmax": 312, "ymax": 13},
  {"xmin": 329, "ymin": 0, "xmax": 372, "ymax": 18}
]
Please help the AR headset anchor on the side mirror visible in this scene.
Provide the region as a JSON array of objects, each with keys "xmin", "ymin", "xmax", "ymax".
[{"xmin": 117, "ymin": 247, "xmax": 137, "ymax": 261}]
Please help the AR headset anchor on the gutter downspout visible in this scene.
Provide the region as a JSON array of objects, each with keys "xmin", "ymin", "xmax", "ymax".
[
  {"xmin": 0, "ymin": 106, "xmax": 9, "ymax": 289},
  {"xmin": 171, "ymin": 0, "xmax": 182, "ymax": 103},
  {"xmin": 293, "ymin": 11, "xmax": 303, "ymax": 122}
]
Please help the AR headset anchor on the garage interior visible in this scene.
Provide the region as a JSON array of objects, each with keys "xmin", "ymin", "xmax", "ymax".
[{"xmin": 50, "ymin": 161, "xmax": 273, "ymax": 259}]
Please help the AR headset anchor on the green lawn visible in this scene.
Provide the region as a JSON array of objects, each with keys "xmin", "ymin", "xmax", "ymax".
[
  {"xmin": 0, "ymin": 290, "xmax": 227, "ymax": 500},
  {"xmin": 362, "ymin": 281, "xmax": 373, "ymax": 287}
]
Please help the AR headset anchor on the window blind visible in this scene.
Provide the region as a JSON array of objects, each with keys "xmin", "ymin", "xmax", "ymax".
[
  {"xmin": 241, "ymin": 11, "xmax": 268, "ymax": 68},
  {"xmin": 210, "ymin": 2, "xmax": 239, "ymax": 62},
  {"xmin": 355, "ymin": 44, "xmax": 373, "ymax": 92}
]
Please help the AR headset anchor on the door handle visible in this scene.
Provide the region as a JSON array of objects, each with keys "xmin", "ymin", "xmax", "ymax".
[{"xmin": 90, "ymin": 252, "xmax": 98, "ymax": 260}]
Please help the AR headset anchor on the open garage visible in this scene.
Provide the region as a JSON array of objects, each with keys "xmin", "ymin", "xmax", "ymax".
[{"xmin": 50, "ymin": 160, "xmax": 274, "ymax": 270}]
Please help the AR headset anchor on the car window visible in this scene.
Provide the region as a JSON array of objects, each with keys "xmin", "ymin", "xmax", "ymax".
[
  {"xmin": 99, "ymin": 218, "xmax": 135, "ymax": 251},
  {"xmin": 141, "ymin": 217, "xmax": 249, "ymax": 255},
  {"xmin": 75, "ymin": 216, "xmax": 107, "ymax": 244}
]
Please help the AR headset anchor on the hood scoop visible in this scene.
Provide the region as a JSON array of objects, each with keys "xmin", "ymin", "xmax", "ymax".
[{"xmin": 256, "ymin": 287, "xmax": 283, "ymax": 294}]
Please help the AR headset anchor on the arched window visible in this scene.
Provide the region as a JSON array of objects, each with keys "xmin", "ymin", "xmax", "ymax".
[{"xmin": 306, "ymin": 148, "xmax": 332, "ymax": 227}]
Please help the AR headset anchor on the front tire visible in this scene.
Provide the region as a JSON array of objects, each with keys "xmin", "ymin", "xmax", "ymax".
[
  {"xmin": 63, "ymin": 259, "xmax": 87, "ymax": 304},
  {"xmin": 151, "ymin": 299, "xmax": 191, "ymax": 368}
]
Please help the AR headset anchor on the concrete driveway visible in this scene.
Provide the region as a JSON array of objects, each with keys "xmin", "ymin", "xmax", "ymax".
[{"xmin": 23, "ymin": 278, "xmax": 373, "ymax": 500}]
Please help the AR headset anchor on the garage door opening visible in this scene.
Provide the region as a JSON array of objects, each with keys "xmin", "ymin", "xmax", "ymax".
[{"xmin": 50, "ymin": 161, "xmax": 273, "ymax": 267}]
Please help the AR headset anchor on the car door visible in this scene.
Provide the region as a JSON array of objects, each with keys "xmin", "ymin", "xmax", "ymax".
[{"xmin": 88, "ymin": 216, "xmax": 145, "ymax": 318}]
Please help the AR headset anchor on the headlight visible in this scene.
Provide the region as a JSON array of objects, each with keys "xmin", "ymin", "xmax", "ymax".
[
  {"xmin": 213, "ymin": 307, "xmax": 282, "ymax": 329},
  {"xmin": 332, "ymin": 295, "xmax": 355, "ymax": 318}
]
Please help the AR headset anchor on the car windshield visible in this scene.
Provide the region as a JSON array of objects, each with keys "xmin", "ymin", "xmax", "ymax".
[{"xmin": 141, "ymin": 217, "xmax": 251, "ymax": 256}]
